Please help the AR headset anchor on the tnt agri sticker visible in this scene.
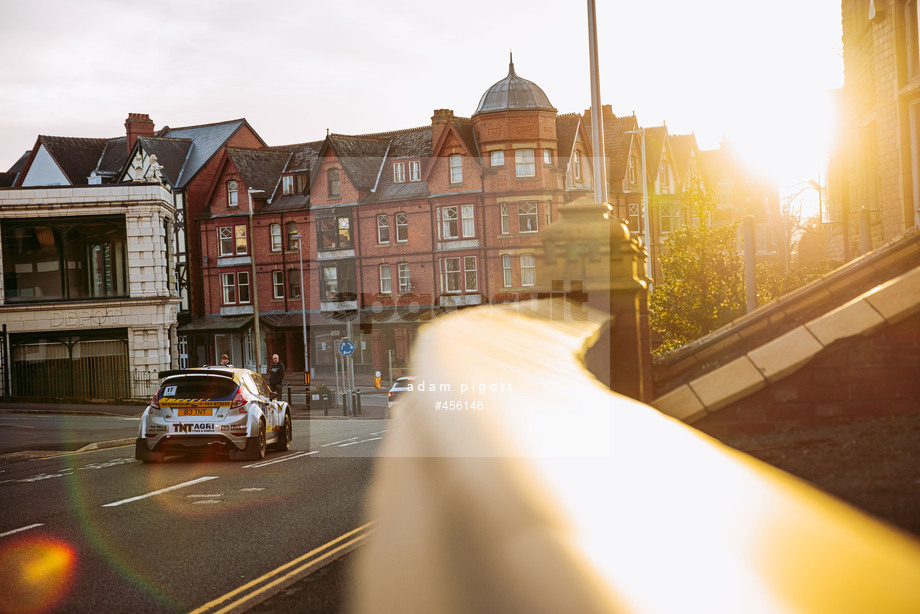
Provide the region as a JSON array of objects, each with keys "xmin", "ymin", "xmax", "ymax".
[{"xmin": 173, "ymin": 423, "xmax": 216, "ymax": 433}]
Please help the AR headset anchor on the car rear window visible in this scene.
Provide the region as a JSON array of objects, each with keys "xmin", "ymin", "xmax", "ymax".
[{"xmin": 160, "ymin": 376, "xmax": 238, "ymax": 399}]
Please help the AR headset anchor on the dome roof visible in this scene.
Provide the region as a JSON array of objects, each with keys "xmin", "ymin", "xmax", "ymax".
[{"xmin": 474, "ymin": 57, "xmax": 556, "ymax": 116}]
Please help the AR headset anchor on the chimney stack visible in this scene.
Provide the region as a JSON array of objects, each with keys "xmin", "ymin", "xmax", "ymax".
[
  {"xmin": 125, "ymin": 113, "xmax": 155, "ymax": 153},
  {"xmin": 430, "ymin": 109, "xmax": 454, "ymax": 147}
]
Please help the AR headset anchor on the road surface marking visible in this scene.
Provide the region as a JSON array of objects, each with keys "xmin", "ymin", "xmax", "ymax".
[
  {"xmin": 242, "ymin": 451, "xmax": 317, "ymax": 468},
  {"xmin": 339, "ymin": 436, "xmax": 383, "ymax": 447},
  {"xmin": 189, "ymin": 521, "xmax": 375, "ymax": 614},
  {"xmin": 323, "ymin": 436, "xmax": 360, "ymax": 446},
  {"xmin": 0, "ymin": 524, "xmax": 43, "ymax": 538},
  {"xmin": 102, "ymin": 476, "xmax": 218, "ymax": 507}
]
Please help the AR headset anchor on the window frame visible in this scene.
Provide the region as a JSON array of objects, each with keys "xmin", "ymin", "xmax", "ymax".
[
  {"xmin": 500, "ymin": 203, "xmax": 510, "ymax": 234},
  {"xmin": 398, "ymin": 262, "xmax": 411, "ymax": 293},
  {"xmin": 502, "ymin": 254, "xmax": 512, "ymax": 287},
  {"xmin": 379, "ymin": 264, "xmax": 392, "ymax": 294},
  {"xmin": 377, "ymin": 214, "xmax": 390, "ymax": 244},
  {"xmin": 270, "ymin": 223, "xmax": 282, "ymax": 252},
  {"xmin": 515, "ymin": 149, "xmax": 536, "ymax": 177},
  {"xmin": 395, "ymin": 212, "xmax": 408, "ymax": 242},
  {"xmin": 449, "ymin": 154, "xmax": 463, "ymax": 184},
  {"xmin": 440, "ymin": 206, "xmax": 459, "ymax": 239},
  {"xmin": 393, "ymin": 162, "xmax": 406, "ymax": 183},
  {"xmin": 328, "ymin": 168, "xmax": 340, "ymax": 197},
  {"xmin": 282, "ymin": 175, "xmax": 294, "ymax": 196},
  {"xmin": 491, "ymin": 151, "xmax": 505, "ymax": 167},
  {"xmin": 288, "ymin": 268, "xmax": 301, "ymax": 299},
  {"xmin": 286, "ymin": 221, "xmax": 299, "ymax": 251},
  {"xmin": 228, "ymin": 181, "xmax": 239, "ymax": 208},
  {"xmin": 461, "ymin": 204, "xmax": 475, "ymax": 237},
  {"xmin": 543, "ymin": 149, "xmax": 552, "ymax": 165},
  {"xmin": 272, "ymin": 270, "xmax": 284, "ymax": 299},
  {"xmin": 520, "ymin": 254, "xmax": 536, "ymax": 287},
  {"xmin": 409, "ymin": 160, "xmax": 421, "ymax": 182},
  {"xmin": 320, "ymin": 261, "xmax": 356, "ymax": 301},
  {"xmin": 518, "ymin": 202, "xmax": 538, "ymax": 233},
  {"xmin": 317, "ymin": 215, "xmax": 352, "ymax": 250}
]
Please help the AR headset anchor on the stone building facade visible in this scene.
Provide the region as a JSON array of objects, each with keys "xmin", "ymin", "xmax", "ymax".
[{"xmin": 0, "ymin": 183, "xmax": 179, "ymax": 398}]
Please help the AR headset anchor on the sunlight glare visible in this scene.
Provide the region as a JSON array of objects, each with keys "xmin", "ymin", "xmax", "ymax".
[{"xmin": 0, "ymin": 536, "xmax": 77, "ymax": 614}]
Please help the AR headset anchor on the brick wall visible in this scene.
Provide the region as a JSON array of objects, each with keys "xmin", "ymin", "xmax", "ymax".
[{"xmin": 693, "ymin": 312, "xmax": 920, "ymax": 436}]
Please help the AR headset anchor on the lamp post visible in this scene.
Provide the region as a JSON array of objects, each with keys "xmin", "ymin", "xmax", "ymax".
[
  {"xmin": 248, "ymin": 188, "xmax": 264, "ymax": 373},
  {"xmin": 292, "ymin": 232, "xmax": 309, "ymax": 378}
]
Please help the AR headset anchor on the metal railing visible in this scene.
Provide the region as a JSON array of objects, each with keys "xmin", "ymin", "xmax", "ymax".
[{"xmin": 352, "ymin": 298, "xmax": 920, "ymax": 613}]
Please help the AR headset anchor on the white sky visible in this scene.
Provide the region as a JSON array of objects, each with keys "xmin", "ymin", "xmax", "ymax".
[{"xmin": 0, "ymin": 0, "xmax": 843, "ymax": 197}]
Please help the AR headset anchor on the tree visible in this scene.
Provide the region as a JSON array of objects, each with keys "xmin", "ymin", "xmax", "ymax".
[{"xmin": 650, "ymin": 190, "xmax": 745, "ymax": 354}]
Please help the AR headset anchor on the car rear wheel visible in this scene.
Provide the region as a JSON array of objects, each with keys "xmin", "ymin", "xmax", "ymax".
[
  {"xmin": 273, "ymin": 413, "xmax": 291, "ymax": 452},
  {"xmin": 232, "ymin": 420, "xmax": 266, "ymax": 461}
]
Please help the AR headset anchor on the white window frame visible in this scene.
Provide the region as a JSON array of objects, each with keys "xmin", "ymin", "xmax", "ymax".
[
  {"xmin": 409, "ymin": 160, "xmax": 421, "ymax": 182},
  {"xmin": 543, "ymin": 149, "xmax": 552, "ymax": 165},
  {"xmin": 573, "ymin": 150, "xmax": 583, "ymax": 181},
  {"xmin": 545, "ymin": 202, "xmax": 551, "ymax": 227},
  {"xmin": 515, "ymin": 149, "xmax": 535, "ymax": 177},
  {"xmin": 461, "ymin": 204, "xmax": 475, "ymax": 237},
  {"xmin": 270, "ymin": 223, "xmax": 282, "ymax": 252},
  {"xmin": 393, "ymin": 162, "xmax": 406, "ymax": 183},
  {"xmin": 237, "ymin": 271, "xmax": 250, "ymax": 304},
  {"xmin": 440, "ymin": 206, "xmax": 459, "ymax": 239},
  {"xmin": 395, "ymin": 212, "xmax": 408, "ymax": 242},
  {"xmin": 228, "ymin": 181, "xmax": 238, "ymax": 208},
  {"xmin": 521, "ymin": 254, "xmax": 536, "ymax": 287},
  {"xmin": 379, "ymin": 264, "xmax": 392, "ymax": 294},
  {"xmin": 464, "ymin": 256, "xmax": 478, "ymax": 292},
  {"xmin": 449, "ymin": 154, "xmax": 463, "ymax": 183},
  {"xmin": 282, "ymin": 175, "xmax": 294, "ymax": 195},
  {"xmin": 398, "ymin": 262, "xmax": 410, "ymax": 293},
  {"xmin": 272, "ymin": 270, "xmax": 284, "ymax": 299},
  {"xmin": 219, "ymin": 226, "xmax": 234, "ymax": 256},
  {"xmin": 660, "ymin": 204, "xmax": 683, "ymax": 234},
  {"xmin": 518, "ymin": 202, "xmax": 538, "ymax": 233},
  {"xmin": 491, "ymin": 151, "xmax": 505, "ymax": 167},
  {"xmin": 502, "ymin": 254, "xmax": 512, "ymax": 287},
  {"xmin": 444, "ymin": 257, "xmax": 462, "ymax": 293},
  {"xmin": 286, "ymin": 221, "xmax": 299, "ymax": 251},
  {"xmin": 221, "ymin": 273, "xmax": 235, "ymax": 304},
  {"xmin": 500, "ymin": 203, "xmax": 509, "ymax": 234},
  {"xmin": 377, "ymin": 214, "xmax": 390, "ymax": 244}
]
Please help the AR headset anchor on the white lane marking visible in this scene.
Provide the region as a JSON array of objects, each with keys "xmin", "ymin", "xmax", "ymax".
[
  {"xmin": 193, "ymin": 500, "xmax": 222, "ymax": 505},
  {"xmin": 240, "ymin": 488, "xmax": 264, "ymax": 492},
  {"xmin": 0, "ymin": 524, "xmax": 43, "ymax": 538},
  {"xmin": 102, "ymin": 476, "xmax": 218, "ymax": 507},
  {"xmin": 338, "ymin": 437, "xmax": 383, "ymax": 447},
  {"xmin": 187, "ymin": 494, "xmax": 223, "ymax": 498},
  {"xmin": 322, "ymin": 437, "xmax": 360, "ymax": 447},
  {"xmin": 243, "ymin": 451, "xmax": 317, "ymax": 468}
]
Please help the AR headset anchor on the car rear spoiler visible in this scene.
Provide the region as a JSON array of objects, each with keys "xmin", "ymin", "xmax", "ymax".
[{"xmin": 157, "ymin": 369, "xmax": 236, "ymax": 381}]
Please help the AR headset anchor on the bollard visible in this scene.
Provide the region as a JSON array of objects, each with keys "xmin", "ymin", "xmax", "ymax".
[
  {"xmin": 342, "ymin": 392, "xmax": 348, "ymax": 416},
  {"xmin": 355, "ymin": 390, "xmax": 362, "ymax": 415}
]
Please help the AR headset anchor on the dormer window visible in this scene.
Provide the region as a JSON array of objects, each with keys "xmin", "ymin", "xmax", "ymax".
[
  {"xmin": 296, "ymin": 173, "xmax": 308, "ymax": 195},
  {"xmin": 282, "ymin": 175, "xmax": 294, "ymax": 196},
  {"xmin": 393, "ymin": 162, "xmax": 406, "ymax": 183},
  {"xmin": 328, "ymin": 168, "xmax": 340, "ymax": 197},
  {"xmin": 409, "ymin": 161, "xmax": 421, "ymax": 182},
  {"xmin": 228, "ymin": 181, "xmax": 238, "ymax": 207}
]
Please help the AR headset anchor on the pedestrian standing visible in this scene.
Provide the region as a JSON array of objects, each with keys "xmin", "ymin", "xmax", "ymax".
[{"xmin": 268, "ymin": 353, "xmax": 286, "ymax": 394}]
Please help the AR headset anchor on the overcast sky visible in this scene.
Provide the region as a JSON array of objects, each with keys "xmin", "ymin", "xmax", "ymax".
[{"xmin": 0, "ymin": 0, "xmax": 842, "ymax": 195}]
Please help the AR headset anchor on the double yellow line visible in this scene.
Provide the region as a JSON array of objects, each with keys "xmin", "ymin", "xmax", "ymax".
[{"xmin": 189, "ymin": 521, "xmax": 375, "ymax": 614}]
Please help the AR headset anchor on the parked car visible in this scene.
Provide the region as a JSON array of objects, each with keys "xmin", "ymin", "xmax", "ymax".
[
  {"xmin": 387, "ymin": 376, "xmax": 415, "ymax": 419},
  {"xmin": 135, "ymin": 367, "xmax": 292, "ymax": 463}
]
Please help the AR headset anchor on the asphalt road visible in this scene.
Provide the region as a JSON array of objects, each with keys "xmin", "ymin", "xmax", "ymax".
[{"xmin": 0, "ymin": 419, "xmax": 386, "ymax": 614}]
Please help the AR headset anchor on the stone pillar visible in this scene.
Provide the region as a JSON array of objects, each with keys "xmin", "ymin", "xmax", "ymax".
[{"xmin": 538, "ymin": 197, "xmax": 651, "ymax": 402}]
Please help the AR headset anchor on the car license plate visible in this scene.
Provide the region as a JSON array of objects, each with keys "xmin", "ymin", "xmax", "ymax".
[{"xmin": 179, "ymin": 408, "xmax": 213, "ymax": 417}]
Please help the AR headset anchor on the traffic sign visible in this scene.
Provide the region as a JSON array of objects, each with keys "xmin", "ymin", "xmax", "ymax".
[{"xmin": 339, "ymin": 339, "xmax": 355, "ymax": 356}]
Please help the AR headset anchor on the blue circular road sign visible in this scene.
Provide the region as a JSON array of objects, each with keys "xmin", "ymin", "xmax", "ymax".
[{"xmin": 339, "ymin": 340, "xmax": 356, "ymax": 356}]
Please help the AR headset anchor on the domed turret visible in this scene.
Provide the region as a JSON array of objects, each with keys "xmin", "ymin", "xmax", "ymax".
[{"xmin": 473, "ymin": 55, "xmax": 556, "ymax": 116}]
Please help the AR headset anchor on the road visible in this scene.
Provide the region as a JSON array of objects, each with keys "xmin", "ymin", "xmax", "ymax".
[{"xmin": 0, "ymin": 418, "xmax": 386, "ymax": 614}]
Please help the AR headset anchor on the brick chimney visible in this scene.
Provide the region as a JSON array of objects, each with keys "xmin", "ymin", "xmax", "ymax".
[
  {"xmin": 125, "ymin": 113, "xmax": 155, "ymax": 153},
  {"xmin": 430, "ymin": 109, "xmax": 454, "ymax": 147}
]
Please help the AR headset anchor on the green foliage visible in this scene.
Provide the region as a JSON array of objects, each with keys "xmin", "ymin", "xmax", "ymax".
[
  {"xmin": 755, "ymin": 259, "xmax": 840, "ymax": 306},
  {"xmin": 650, "ymin": 221, "xmax": 745, "ymax": 355}
]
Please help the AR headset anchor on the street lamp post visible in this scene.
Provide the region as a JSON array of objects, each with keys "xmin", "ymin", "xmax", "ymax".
[
  {"xmin": 292, "ymin": 233, "xmax": 309, "ymax": 378},
  {"xmin": 248, "ymin": 188, "xmax": 264, "ymax": 373}
]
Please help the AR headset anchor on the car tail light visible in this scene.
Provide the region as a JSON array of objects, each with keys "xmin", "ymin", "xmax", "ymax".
[
  {"xmin": 151, "ymin": 391, "xmax": 160, "ymax": 410},
  {"xmin": 231, "ymin": 388, "xmax": 248, "ymax": 414}
]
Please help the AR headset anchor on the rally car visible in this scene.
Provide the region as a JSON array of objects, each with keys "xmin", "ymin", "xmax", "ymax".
[{"xmin": 135, "ymin": 367, "xmax": 293, "ymax": 463}]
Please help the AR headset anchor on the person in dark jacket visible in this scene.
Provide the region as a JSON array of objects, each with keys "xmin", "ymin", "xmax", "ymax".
[{"xmin": 268, "ymin": 353, "xmax": 285, "ymax": 394}]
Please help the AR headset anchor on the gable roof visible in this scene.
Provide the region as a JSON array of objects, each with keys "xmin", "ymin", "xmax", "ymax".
[
  {"xmin": 555, "ymin": 113, "xmax": 582, "ymax": 169},
  {"xmin": 228, "ymin": 147, "xmax": 291, "ymax": 197},
  {"xmin": 360, "ymin": 126, "xmax": 433, "ymax": 204},
  {"xmin": 669, "ymin": 134, "xmax": 700, "ymax": 189},
  {"xmin": 643, "ymin": 126, "xmax": 669, "ymax": 178},
  {"xmin": 17, "ymin": 135, "xmax": 111, "ymax": 186},
  {"xmin": 652, "ymin": 228, "xmax": 920, "ymax": 417},
  {"xmin": 321, "ymin": 134, "xmax": 392, "ymax": 191},
  {"xmin": 159, "ymin": 119, "xmax": 263, "ymax": 187}
]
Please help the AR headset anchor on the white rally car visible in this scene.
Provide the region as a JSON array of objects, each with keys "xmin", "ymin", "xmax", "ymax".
[{"xmin": 135, "ymin": 367, "xmax": 292, "ymax": 463}]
